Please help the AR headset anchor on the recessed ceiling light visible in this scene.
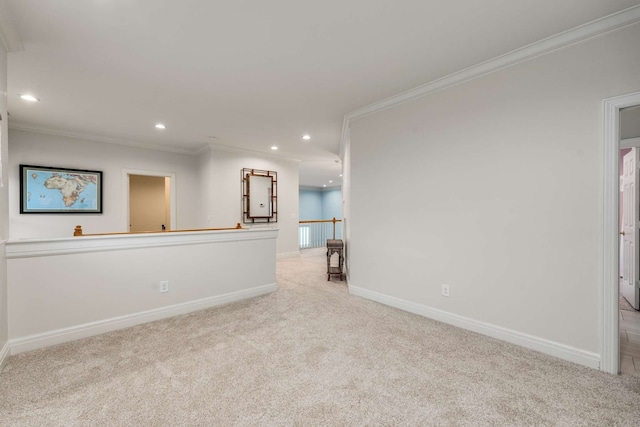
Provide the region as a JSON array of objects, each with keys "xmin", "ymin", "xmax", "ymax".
[
  {"xmin": 20, "ymin": 94, "xmax": 39, "ymax": 102},
  {"xmin": 329, "ymin": 180, "xmax": 333, "ymax": 183},
  {"xmin": 302, "ymin": 135, "xmax": 311, "ymax": 140},
  {"xmin": 323, "ymin": 185, "xmax": 327, "ymax": 187},
  {"xmin": 339, "ymin": 174, "xmax": 343, "ymax": 177},
  {"xmin": 155, "ymin": 123, "xmax": 166, "ymax": 129},
  {"xmin": 271, "ymin": 146, "xmax": 278, "ymax": 150}
]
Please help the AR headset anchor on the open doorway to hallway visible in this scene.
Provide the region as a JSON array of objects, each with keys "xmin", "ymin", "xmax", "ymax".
[
  {"xmin": 123, "ymin": 169, "xmax": 176, "ymax": 233},
  {"xmin": 618, "ymin": 105, "xmax": 640, "ymax": 376},
  {"xmin": 129, "ymin": 174, "xmax": 170, "ymax": 232},
  {"xmin": 298, "ymin": 186, "xmax": 342, "ymax": 249}
]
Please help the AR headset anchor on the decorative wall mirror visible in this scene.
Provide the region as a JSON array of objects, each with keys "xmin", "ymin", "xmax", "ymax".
[{"xmin": 242, "ymin": 168, "xmax": 277, "ymax": 223}]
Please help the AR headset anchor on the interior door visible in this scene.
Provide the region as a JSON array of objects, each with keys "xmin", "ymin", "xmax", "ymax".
[{"xmin": 621, "ymin": 148, "xmax": 640, "ymax": 309}]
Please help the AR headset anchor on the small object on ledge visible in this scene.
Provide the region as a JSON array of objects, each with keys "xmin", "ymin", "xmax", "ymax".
[
  {"xmin": 73, "ymin": 225, "xmax": 83, "ymax": 236},
  {"xmin": 326, "ymin": 239, "xmax": 344, "ymax": 281}
]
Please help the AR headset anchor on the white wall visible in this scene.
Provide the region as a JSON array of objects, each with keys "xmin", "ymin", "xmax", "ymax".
[
  {"xmin": 0, "ymin": 42, "xmax": 9, "ymax": 371},
  {"xmin": 7, "ymin": 229, "xmax": 277, "ymax": 352},
  {"xmin": 8, "ymin": 131, "xmax": 300, "ymax": 253},
  {"xmin": 5, "ymin": 132, "xmax": 295, "ymax": 355},
  {"xmin": 199, "ymin": 145, "xmax": 300, "ymax": 256},
  {"xmin": 8, "ymin": 130, "xmax": 201, "ymax": 238},
  {"xmin": 346, "ymin": 24, "xmax": 640, "ymax": 362}
]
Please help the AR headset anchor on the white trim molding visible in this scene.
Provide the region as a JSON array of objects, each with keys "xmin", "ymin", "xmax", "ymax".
[
  {"xmin": 339, "ymin": 115, "xmax": 350, "ymax": 162},
  {"xmin": 6, "ymin": 227, "xmax": 278, "ymax": 258},
  {"xmin": 8, "ymin": 123, "xmax": 198, "ymax": 156},
  {"xmin": 601, "ymin": 91, "xmax": 640, "ymax": 375},
  {"xmin": 0, "ymin": 0, "xmax": 23, "ymax": 52},
  {"xmin": 345, "ymin": 5, "xmax": 640, "ymax": 123},
  {"xmin": 9, "ymin": 283, "xmax": 278, "ymax": 355},
  {"xmin": 349, "ymin": 285, "xmax": 600, "ymax": 369},
  {"xmin": 620, "ymin": 137, "xmax": 640, "ymax": 149},
  {"xmin": 0, "ymin": 340, "xmax": 9, "ymax": 373},
  {"xmin": 207, "ymin": 142, "xmax": 302, "ymax": 163}
]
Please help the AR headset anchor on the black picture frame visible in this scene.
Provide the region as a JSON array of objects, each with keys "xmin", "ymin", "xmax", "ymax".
[{"xmin": 20, "ymin": 164, "xmax": 103, "ymax": 214}]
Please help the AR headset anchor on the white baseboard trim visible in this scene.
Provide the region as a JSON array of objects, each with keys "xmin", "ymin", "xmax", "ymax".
[
  {"xmin": 9, "ymin": 283, "xmax": 278, "ymax": 355},
  {"xmin": 349, "ymin": 285, "xmax": 600, "ymax": 370},
  {"xmin": 277, "ymin": 250, "xmax": 300, "ymax": 259},
  {"xmin": 0, "ymin": 340, "xmax": 10, "ymax": 373}
]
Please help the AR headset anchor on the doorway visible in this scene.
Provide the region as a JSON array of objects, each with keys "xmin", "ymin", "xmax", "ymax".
[
  {"xmin": 603, "ymin": 92, "xmax": 640, "ymax": 375},
  {"xmin": 123, "ymin": 169, "xmax": 177, "ymax": 232},
  {"xmin": 618, "ymin": 106, "xmax": 640, "ymax": 376},
  {"xmin": 129, "ymin": 175, "xmax": 170, "ymax": 232}
]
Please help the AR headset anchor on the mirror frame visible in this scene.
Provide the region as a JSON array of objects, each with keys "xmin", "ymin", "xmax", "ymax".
[{"xmin": 242, "ymin": 168, "xmax": 277, "ymax": 223}]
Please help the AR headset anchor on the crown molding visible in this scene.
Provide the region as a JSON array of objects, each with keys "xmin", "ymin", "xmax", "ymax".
[
  {"xmin": 339, "ymin": 114, "xmax": 349, "ymax": 162},
  {"xmin": 206, "ymin": 142, "xmax": 302, "ymax": 163},
  {"xmin": 345, "ymin": 5, "xmax": 640, "ymax": 123},
  {"xmin": 0, "ymin": 0, "xmax": 23, "ymax": 52},
  {"xmin": 9, "ymin": 123, "xmax": 199, "ymax": 156},
  {"xmin": 9, "ymin": 123, "xmax": 305, "ymax": 163},
  {"xmin": 299, "ymin": 185, "xmax": 341, "ymax": 191},
  {"xmin": 194, "ymin": 143, "xmax": 213, "ymax": 156}
]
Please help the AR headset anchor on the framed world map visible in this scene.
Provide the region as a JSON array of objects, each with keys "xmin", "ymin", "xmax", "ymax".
[{"xmin": 20, "ymin": 164, "xmax": 103, "ymax": 214}]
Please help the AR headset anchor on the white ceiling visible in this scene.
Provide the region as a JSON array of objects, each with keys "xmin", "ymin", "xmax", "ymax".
[{"xmin": 4, "ymin": 0, "xmax": 640, "ymax": 187}]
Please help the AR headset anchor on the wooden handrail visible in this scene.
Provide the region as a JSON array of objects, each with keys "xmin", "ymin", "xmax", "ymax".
[
  {"xmin": 298, "ymin": 218, "xmax": 342, "ymax": 224},
  {"xmin": 74, "ymin": 223, "xmax": 243, "ymax": 237},
  {"xmin": 298, "ymin": 217, "xmax": 342, "ymax": 240}
]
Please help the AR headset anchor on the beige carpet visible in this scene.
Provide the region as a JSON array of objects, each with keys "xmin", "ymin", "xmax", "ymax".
[{"xmin": 1, "ymin": 251, "xmax": 640, "ymax": 426}]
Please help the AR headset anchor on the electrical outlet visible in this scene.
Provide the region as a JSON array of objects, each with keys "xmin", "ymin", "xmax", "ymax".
[
  {"xmin": 441, "ymin": 284, "xmax": 450, "ymax": 297},
  {"xmin": 159, "ymin": 281, "xmax": 169, "ymax": 293}
]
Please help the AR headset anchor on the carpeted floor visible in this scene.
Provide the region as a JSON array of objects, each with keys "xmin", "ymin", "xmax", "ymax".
[{"xmin": 1, "ymin": 251, "xmax": 640, "ymax": 426}]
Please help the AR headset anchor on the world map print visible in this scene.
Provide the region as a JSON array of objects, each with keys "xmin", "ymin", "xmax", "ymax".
[{"xmin": 23, "ymin": 167, "xmax": 100, "ymax": 212}]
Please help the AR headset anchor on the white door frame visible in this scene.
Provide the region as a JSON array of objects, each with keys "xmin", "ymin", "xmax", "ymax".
[
  {"xmin": 602, "ymin": 91, "xmax": 640, "ymax": 374},
  {"xmin": 122, "ymin": 168, "xmax": 177, "ymax": 232},
  {"xmin": 620, "ymin": 149, "xmax": 640, "ymax": 311}
]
